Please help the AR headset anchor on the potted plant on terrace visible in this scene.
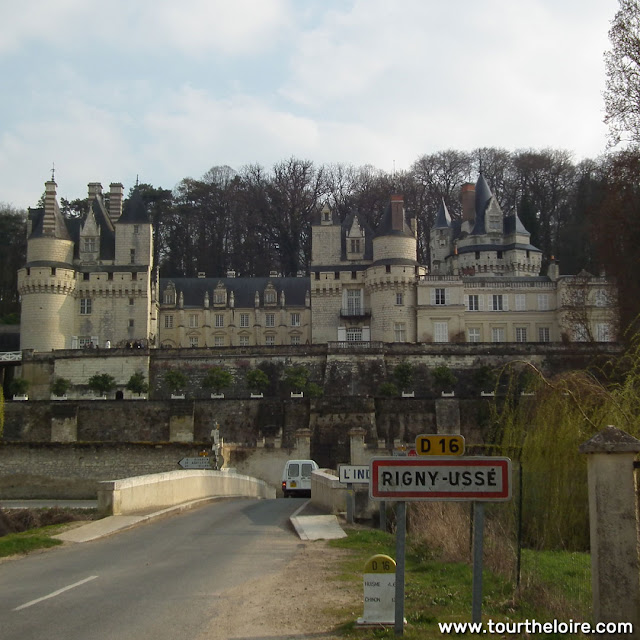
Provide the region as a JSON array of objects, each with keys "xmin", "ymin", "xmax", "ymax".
[
  {"xmin": 432, "ymin": 364, "xmax": 458, "ymax": 397},
  {"xmin": 51, "ymin": 377, "xmax": 72, "ymax": 400},
  {"xmin": 245, "ymin": 368, "xmax": 269, "ymax": 398},
  {"xmin": 284, "ymin": 366, "xmax": 308, "ymax": 397},
  {"xmin": 393, "ymin": 361, "xmax": 415, "ymax": 397},
  {"xmin": 87, "ymin": 373, "xmax": 116, "ymax": 399},
  {"xmin": 165, "ymin": 369, "xmax": 188, "ymax": 399},
  {"xmin": 126, "ymin": 372, "xmax": 149, "ymax": 399},
  {"xmin": 203, "ymin": 366, "xmax": 233, "ymax": 398},
  {"xmin": 9, "ymin": 377, "xmax": 29, "ymax": 401}
]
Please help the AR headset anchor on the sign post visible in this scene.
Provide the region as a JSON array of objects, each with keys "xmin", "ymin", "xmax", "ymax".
[{"xmin": 369, "ymin": 455, "xmax": 512, "ymax": 635}]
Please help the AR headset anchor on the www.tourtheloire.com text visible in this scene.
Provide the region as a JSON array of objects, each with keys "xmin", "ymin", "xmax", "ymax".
[{"xmin": 438, "ymin": 619, "xmax": 634, "ymax": 635}]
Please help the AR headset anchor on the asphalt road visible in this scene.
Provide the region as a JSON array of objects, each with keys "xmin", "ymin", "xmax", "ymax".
[{"xmin": 0, "ymin": 497, "xmax": 307, "ymax": 640}]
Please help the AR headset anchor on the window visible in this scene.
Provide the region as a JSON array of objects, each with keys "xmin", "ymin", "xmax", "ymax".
[
  {"xmin": 78, "ymin": 336, "xmax": 93, "ymax": 348},
  {"xmin": 346, "ymin": 327, "xmax": 363, "ymax": 342},
  {"xmin": 538, "ymin": 327, "xmax": 550, "ymax": 342},
  {"xmin": 214, "ymin": 291, "xmax": 226, "ymax": 305},
  {"xmin": 491, "ymin": 295, "xmax": 504, "ymax": 311},
  {"xmin": 240, "ymin": 313, "xmax": 250, "ymax": 328},
  {"xmin": 334, "ymin": 272, "xmax": 340, "ymax": 280},
  {"xmin": 214, "ymin": 336, "xmax": 224, "ymax": 347},
  {"xmin": 189, "ymin": 336, "xmax": 199, "ymax": 347},
  {"xmin": 515, "ymin": 327, "xmax": 528, "ymax": 343},
  {"xmin": 164, "ymin": 315, "xmax": 174, "ymax": 329},
  {"xmin": 596, "ymin": 323, "xmax": 612, "ymax": 342},
  {"xmin": 396, "ymin": 292, "xmax": 404, "ymax": 306},
  {"xmin": 573, "ymin": 325, "xmax": 589, "ymax": 342},
  {"xmin": 347, "ymin": 289, "xmax": 362, "ymax": 315},
  {"xmin": 497, "ymin": 250, "xmax": 503, "ymax": 259},
  {"xmin": 83, "ymin": 272, "xmax": 90, "ymax": 281},
  {"xmin": 133, "ymin": 224, "xmax": 139, "ymax": 235},
  {"xmin": 350, "ymin": 239, "xmax": 361, "ymax": 253},
  {"xmin": 84, "ymin": 238, "xmax": 96, "ymax": 252},
  {"xmin": 215, "ymin": 314, "xmax": 224, "ymax": 328},
  {"xmin": 468, "ymin": 328, "xmax": 481, "ymax": 343},
  {"xmin": 475, "ymin": 251, "xmax": 480, "ymax": 260},
  {"xmin": 265, "ymin": 334, "xmax": 275, "ymax": 346},
  {"xmin": 264, "ymin": 290, "xmax": 276, "ymax": 304},
  {"xmin": 394, "ymin": 322, "xmax": 406, "ymax": 342},
  {"xmin": 467, "ymin": 294, "xmax": 480, "ymax": 311},
  {"xmin": 515, "ymin": 294, "xmax": 526, "ymax": 311},
  {"xmin": 130, "ymin": 249, "xmax": 136, "ymax": 264},
  {"xmin": 128, "ymin": 319, "xmax": 134, "ymax": 328},
  {"xmin": 435, "ymin": 288, "xmax": 446, "ymax": 305},
  {"xmin": 290, "ymin": 313, "xmax": 301, "ymax": 327},
  {"xmin": 163, "ymin": 288, "xmax": 175, "ymax": 305},
  {"xmin": 265, "ymin": 313, "xmax": 275, "ymax": 327},
  {"xmin": 537, "ymin": 294, "xmax": 549, "ymax": 311},
  {"xmin": 290, "ymin": 335, "xmax": 300, "ymax": 345},
  {"xmin": 314, "ymin": 272, "xmax": 320, "ymax": 280},
  {"xmin": 132, "ymin": 272, "xmax": 137, "ymax": 281},
  {"xmin": 595, "ymin": 290, "xmax": 608, "ymax": 307},
  {"xmin": 492, "ymin": 327, "xmax": 505, "ymax": 342},
  {"xmin": 108, "ymin": 272, "xmax": 113, "ymax": 281},
  {"xmin": 189, "ymin": 314, "xmax": 199, "ymax": 328},
  {"xmin": 80, "ymin": 298, "xmax": 91, "ymax": 314},
  {"xmin": 434, "ymin": 321, "xmax": 449, "ymax": 343},
  {"xmin": 385, "ymin": 265, "xmax": 391, "ymax": 273},
  {"xmin": 129, "ymin": 297, "xmax": 135, "ymax": 306},
  {"xmin": 351, "ymin": 271, "xmax": 357, "ymax": 280},
  {"xmin": 239, "ymin": 335, "xmax": 249, "ymax": 346}
]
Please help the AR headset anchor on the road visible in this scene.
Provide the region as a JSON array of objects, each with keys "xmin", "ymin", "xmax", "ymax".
[{"xmin": 0, "ymin": 497, "xmax": 308, "ymax": 640}]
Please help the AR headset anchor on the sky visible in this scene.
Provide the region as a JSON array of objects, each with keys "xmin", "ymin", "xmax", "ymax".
[{"xmin": 0, "ymin": 0, "xmax": 619, "ymax": 210}]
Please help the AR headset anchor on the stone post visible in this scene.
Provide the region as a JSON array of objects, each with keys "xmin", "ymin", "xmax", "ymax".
[
  {"xmin": 295, "ymin": 428, "xmax": 311, "ymax": 459},
  {"xmin": 349, "ymin": 427, "xmax": 367, "ymax": 465},
  {"xmin": 579, "ymin": 426, "xmax": 640, "ymax": 639},
  {"xmin": 435, "ymin": 398, "xmax": 460, "ymax": 434}
]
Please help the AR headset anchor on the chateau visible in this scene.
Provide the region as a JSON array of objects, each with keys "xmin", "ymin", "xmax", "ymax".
[{"xmin": 18, "ymin": 175, "xmax": 616, "ymax": 352}]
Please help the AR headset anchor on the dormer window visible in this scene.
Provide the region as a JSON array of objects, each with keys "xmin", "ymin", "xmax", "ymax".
[
  {"xmin": 163, "ymin": 286, "xmax": 176, "ymax": 305},
  {"xmin": 214, "ymin": 285, "xmax": 227, "ymax": 305},
  {"xmin": 84, "ymin": 238, "xmax": 97, "ymax": 252},
  {"xmin": 350, "ymin": 239, "xmax": 361, "ymax": 253},
  {"xmin": 264, "ymin": 288, "xmax": 277, "ymax": 305}
]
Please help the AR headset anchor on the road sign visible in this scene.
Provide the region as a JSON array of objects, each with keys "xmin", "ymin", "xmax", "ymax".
[
  {"xmin": 339, "ymin": 464, "xmax": 371, "ymax": 484},
  {"xmin": 178, "ymin": 457, "xmax": 213, "ymax": 470},
  {"xmin": 415, "ymin": 434, "xmax": 465, "ymax": 456},
  {"xmin": 369, "ymin": 457, "xmax": 511, "ymax": 501}
]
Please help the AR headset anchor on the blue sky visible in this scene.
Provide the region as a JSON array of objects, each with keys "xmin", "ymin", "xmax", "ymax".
[{"xmin": 0, "ymin": 0, "xmax": 618, "ymax": 209}]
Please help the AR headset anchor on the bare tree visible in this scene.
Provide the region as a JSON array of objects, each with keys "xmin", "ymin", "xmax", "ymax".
[{"xmin": 604, "ymin": 0, "xmax": 640, "ymax": 146}]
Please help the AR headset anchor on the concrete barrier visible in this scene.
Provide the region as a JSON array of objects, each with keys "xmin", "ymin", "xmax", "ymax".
[
  {"xmin": 97, "ymin": 469, "xmax": 275, "ymax": 516},
  {"xmin": 311, "ymin": 469, "xmax": 347, "ymax": 514}
]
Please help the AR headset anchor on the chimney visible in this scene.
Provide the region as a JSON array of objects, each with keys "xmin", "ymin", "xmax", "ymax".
[
  {"xmin": 198, "ymin": 271, "xmax": 206, "ymax": 278},
  {"xmin": 109, "ymin": 183, "xmax": 124, "ymax": 223},
  {"xmin": 461, "ymin": 183, "xmax": 475, "ymax": 221},
  {"xmin": 226, "ymin": 270, "xmax": 236, "ymax": 278},
  {"xmin": 88, "ymin": 182, "xmax": 103, "ymax": 202},
  {"xmin": 43, "ymin": 180, "xmax": 57, "ymax": 235},
  {"xmin": 390, "ymin": 194, "xmax": 404, "ymax": 231}
]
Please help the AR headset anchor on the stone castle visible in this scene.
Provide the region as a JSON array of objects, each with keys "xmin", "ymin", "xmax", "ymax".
[{"xmin": 18, "ymin": 174, "xmax": 616, "ymax": 352}]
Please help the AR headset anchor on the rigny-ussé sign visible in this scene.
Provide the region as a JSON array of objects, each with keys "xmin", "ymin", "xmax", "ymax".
[{"xmin": 369, "ymin": 457, "xmax": 511, "ymax": 501}]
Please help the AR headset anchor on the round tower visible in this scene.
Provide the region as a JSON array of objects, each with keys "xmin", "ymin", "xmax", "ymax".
[
  {"xmin": 18, "ymin": 180, "xmax": 76, "ymax": 351},
  {"xmin": 367, "ymin": 195, "xmax": 419, "ymax": 343}
]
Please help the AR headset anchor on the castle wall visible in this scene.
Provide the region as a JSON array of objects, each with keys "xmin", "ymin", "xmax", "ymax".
[{"xmin": 26, "ymin": 237, "xmax": 74, "ymax": 264}]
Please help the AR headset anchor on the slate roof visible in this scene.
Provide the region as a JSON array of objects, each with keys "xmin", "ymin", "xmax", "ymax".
[
  {"xmin": 433, "ymin": 199, "xmax": 452, "ymax": 229},
  {"xmin": 471, "ymin": 173, "xmax": 493, "ymax": 235},
  {"xmin": 160, "ymin": 276, "xmax": 310, "ymax": 308}
]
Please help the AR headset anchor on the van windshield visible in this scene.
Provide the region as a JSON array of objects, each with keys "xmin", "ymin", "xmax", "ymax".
[
  {"xmin": 287, "ymin": 464, "xmax": 300, "ymax": 478},
  {"xmin": 301, "ymin": 463, "xmax": 313, "ymax": 479}
]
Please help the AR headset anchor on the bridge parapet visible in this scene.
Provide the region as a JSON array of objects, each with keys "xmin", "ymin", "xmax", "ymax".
[
  {"xmin": 0, "ymin": 351, "xmax": 22, "ymax": 362},
  {"xmin": 97, "ymin": 469, "xmax": 275, "ymax": 516}
]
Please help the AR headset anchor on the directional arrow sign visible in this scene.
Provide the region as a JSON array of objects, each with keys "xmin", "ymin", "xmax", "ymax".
[
  {"xmin": 178, "ymin": 457, "xmax": 213, "ymax": 470},
  {"xmin": 369, "ymin": 457, "xmax": 511, "ymax": 501}
]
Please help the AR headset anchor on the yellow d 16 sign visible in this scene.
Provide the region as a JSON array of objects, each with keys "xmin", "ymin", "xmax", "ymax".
[{"xmin": 415, "ymin": 434, "xmax": 465, "ymax": 456}]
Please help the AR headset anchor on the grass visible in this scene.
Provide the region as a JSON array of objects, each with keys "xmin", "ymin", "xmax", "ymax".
[
  {"xmin": 326, "ymin": 527, "xmax": 592, "ymax": 639},
  {"xmin": 0, "ymin": 524, "xmax": 66, "ymax": 558}
]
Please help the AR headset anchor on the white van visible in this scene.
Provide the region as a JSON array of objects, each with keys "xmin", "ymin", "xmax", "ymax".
[{"xmin": 281, "ymin": 459, "xmax": 319, "ymax": 498}]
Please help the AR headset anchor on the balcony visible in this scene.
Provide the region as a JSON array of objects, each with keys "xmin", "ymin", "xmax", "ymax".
[{"xmin": 339, "ymin": 307, "xmax": 372, "ymax": 319}]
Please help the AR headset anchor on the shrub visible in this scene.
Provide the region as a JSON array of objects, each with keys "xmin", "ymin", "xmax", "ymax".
[
  {"xmin": 51, "ymin": 377, "xmax": 72, "ymax": 397},
  {"xmin": 378, "ymin": 381, "xmax": 399, "ymax": 397},
  {"xmin": 306, "ymin": 382, "xmax": 323, "ymax": 398},
  {"xmin": 245, "ymin": 368, "xmax": 269, "ymax": 394},
  {"xmin": 202, "ymin": 366, "xmax": 233, "ymax": 394},
  {"xmin": 8, "ymin": 378, "xmax": 29, "ymax": 396},
  {"xmin": 164, "ymin": 369, "xmax": 188, "ymax": 394},
  {"xmin": 283, "ymin": 366, "xmax": 309, "ymax": 393},
  {"xmin": 432, "ymin": 365, "xmax": 457, "ymax": 391},
  {"xmin": 87, "ymin": 373, "xmax": 116, "ymax": 396},
  {"xmin": 126, "ymin": 372, "xmax": 149, "ymax": 396},
  {"xmin": 393, "ymin": 361, "xmax": 414, "ymax": 391}
]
